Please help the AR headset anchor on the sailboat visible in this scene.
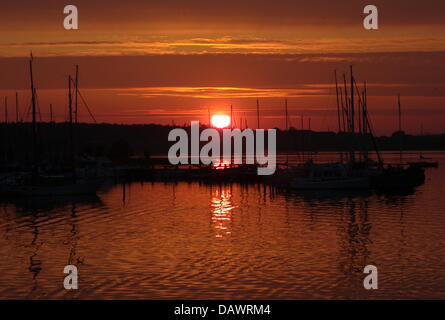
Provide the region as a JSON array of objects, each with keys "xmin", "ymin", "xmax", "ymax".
[
  {"xmin": 368, "ymin": 94, "xmax": 425, "ymax": 189},
  {"xmin": 287, "ymin": 163, "xmax": 370, "ymax": 190},
  {"xmin": 286, "ymin": 67, "xmax": 371, "ymax": 190},
  {"xmin": 0, "ymin": 54, "xmax": 101, "ymax": 197},
  {"xmin": 407, "ymin": 125, "xmax": 439, "ymax": 168},
  {"xmin": 408, "ymin": 156, "xmax": 439, "ymax": 168},
  {"xmin": 285, "ymin": 67, "xmax": 425, "ymax": 191}
]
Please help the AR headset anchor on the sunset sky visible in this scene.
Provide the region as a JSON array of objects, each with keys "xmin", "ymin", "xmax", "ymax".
[{"xmin": 0, "ymin": 0, "xmax": 444, "ymax": 134}]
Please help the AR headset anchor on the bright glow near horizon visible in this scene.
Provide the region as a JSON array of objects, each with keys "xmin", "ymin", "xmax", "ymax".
[{"xmin": 211, "ymin": 115, "xmax": 231, "ymax": 128}]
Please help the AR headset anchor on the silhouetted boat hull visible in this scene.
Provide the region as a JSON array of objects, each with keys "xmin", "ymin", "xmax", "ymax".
[
  {"xmin": 285, "ymin": 163, "xmax": 370, "ymax": 190},
  {"xmin": 288, "ymin": 176, "xmax": 370, "ymax": 190},
  {"xmin": 407, "ymin": 161, "xmax": 438, "ymax": 168},
  {"xmin": 0, "ymin": 178, "xmax": 101, "ymax": 197},
  {"xmin": 370, "ymin": 166, "xmax": 425, "ymax": 190}
]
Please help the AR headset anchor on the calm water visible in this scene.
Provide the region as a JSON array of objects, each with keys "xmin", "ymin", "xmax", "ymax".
[{"xmin": 0, "ymin": 152, "xmax": 445, "ymax": 299}]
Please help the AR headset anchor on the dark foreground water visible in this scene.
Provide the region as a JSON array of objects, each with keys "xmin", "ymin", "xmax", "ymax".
[{"xmin": 0, "ymin": 151, "xmax": 444, "ymax": 299}]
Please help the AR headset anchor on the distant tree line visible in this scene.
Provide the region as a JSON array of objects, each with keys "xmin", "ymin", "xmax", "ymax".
[{"xmin": 0, "ymin": 122, "xmax": 444, "ymax": 165}]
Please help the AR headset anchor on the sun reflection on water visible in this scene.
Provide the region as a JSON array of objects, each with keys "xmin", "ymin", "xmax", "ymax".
[
  {"xmin": 212, "ymin": 160, "xmax": 231, "ymax": 170},
  {"xmin": 210, "ymin": 187, "xmax": 236, "ymax": 238}
]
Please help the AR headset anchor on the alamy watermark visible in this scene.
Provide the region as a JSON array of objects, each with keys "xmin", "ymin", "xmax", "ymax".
[
  {"xmin": 363, "ymin": 265, "xmax": 378, "ymax": 290},
  {"xmin": 63, "ymin": 265, "xmax": 78, "ymax": 290},
  {"xmin": 63, "ymin": 5, "xmax": 78, "ymax": 30},
  {"xmin": 168, "ymin": 121, "xmax": 277, "ymax": 176},
  {"xmin": 62, "ymin": 4, "xmax": 378, "ymax": 31}
]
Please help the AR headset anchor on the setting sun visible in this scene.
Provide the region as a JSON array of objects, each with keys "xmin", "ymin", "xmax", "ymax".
[{"xmin": 211, "ymin": 115, "xmax": 231, "ymax": 128}]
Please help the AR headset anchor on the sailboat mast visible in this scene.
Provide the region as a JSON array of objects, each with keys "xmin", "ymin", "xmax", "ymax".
[
  {"xmin": 358, "ymin": 92, "xmax": 362, "ymax": 135},
  {"xmin": 50, "ymin": 104, "xmax": 53, "ymax": 123},
  {"xmin": 364, "ymin": 107, "xmax": 384, "ymax": 168},
  {"xmin": 398, "ymin": 93, "xmax": 403, "ymax": 164},
  {"xmin": 335, "ymin": 70, "xmax": 344, "ymax": 163},
  {"xmin": 363, "ymin": 82, "xmax": 367, "ymax": 136},
  {"xmin": 350, "ymin": 65, "xmax": 355, "ymax": 163},
  {"xmin": 29, "ymin": 53, "xmax": 38, "ymax": 170},
  {"xmin": 342, "ymin": 73, "xmax": 350, "ymax": 158},
  {"xmin": 350, "ymin": 65, "xmax": 354, "ymax": 134},
  {"xmin": 285, "ymin": 98, "xmax": 289, "ymax": 165},
  {"xmin": 68, "ymin": 75, "xmax": 74, "ymax": 164},
  {"xmin": 398, "ymin": 94, "xmax": 402, "ymax": 132},
  {"xmin": 230, "ymin": 104, "xmax": 234, "ymax": 165},
  {"xmin": 308, "ymin": 118, "xmax": 312, "ymax": 161},
  {"xmin": 363, "ymin": 81, "xmax": 368, "ymax": 161},
  {"xmin": 339, "ymin": 87, "xmax": 345, "ymax": 163},
  {"xmin": 69, "ymin": 76, "xmax": 73, "ymax": 125},
  {"xmin": 339, "ymin": 88, "xmax": 345, "ymax": 132},
  {"xmin": 334, "ymin": 70, "xmax": 341, "ymax": 133},
  {"xmin": 74, "ymin": 65, "xmax": 79, "ymax": 124},
  {"xmin": 301, "ymin": 114, "xmax": 304, "ymax": 162}
]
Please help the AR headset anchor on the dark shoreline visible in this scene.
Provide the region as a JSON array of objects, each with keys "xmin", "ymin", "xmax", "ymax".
[{"xmin": 1, "ymin": 122, "xmax": 444, "ymax": 163}]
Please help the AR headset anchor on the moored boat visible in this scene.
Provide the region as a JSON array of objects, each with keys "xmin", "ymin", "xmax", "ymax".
[
  {"xmin": 287, "ymin": 163, "xmax": 370, "ymax": 190},
  {"xmin": 407, "ymin": 161, "xmax": 438, "ymax": 168},
  {"xmin": 0, "ymin": 172, "xmax": 101, "ymax": 197},
  {"xmin": 0, "ymin": 54, "xmax": 102, "ymax": 197},
  {"xmin": 370, "ymin": 165, "xmax": 425, "ymax": 190}
]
